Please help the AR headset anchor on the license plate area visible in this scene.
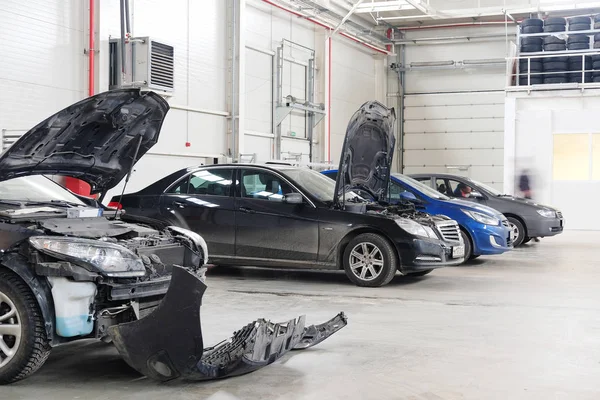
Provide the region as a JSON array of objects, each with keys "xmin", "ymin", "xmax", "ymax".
[{"xmin": 452, "ymin": 245, "xmax": 465, "ymax": 259}]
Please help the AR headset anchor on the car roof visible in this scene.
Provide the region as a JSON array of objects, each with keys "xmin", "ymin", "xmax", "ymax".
[{"xmin": 410, "ymin": 173, "xmax": 469, "ymax": 180}]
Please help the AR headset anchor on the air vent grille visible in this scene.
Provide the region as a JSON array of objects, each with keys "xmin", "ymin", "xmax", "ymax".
[{"xmin": 150, "ymin": 41, "xmax": 174, "ymax": 90}]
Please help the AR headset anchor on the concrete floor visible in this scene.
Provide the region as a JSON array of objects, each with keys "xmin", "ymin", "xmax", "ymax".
[{"xmin": 5, "ymin": 231, "xmax": 600, "ymax": 400}]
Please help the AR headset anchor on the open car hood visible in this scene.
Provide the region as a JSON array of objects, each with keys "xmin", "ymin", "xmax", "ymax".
[
  {"xmin": 334, "ymin": 101, "xmax": 395, "ymax": 206},
  {"xmin": 0, "ymin": 89, "xmax": 169, "ymax": 194}
]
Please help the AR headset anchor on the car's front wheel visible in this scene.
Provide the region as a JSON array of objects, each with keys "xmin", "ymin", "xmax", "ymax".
[
  {"xmin": 507, "ymin": 217, "xmax": 526, "ymax": 247},
  {"xmin": 460, "ymin": 230, "xmax": 474, "ymax": 261},
  {"xmin": 0, "ymin": 270, "xmax": 51, "ymax": 384},
  {"xmin": 343, "ymin": 233, "xmax": 397, "ymax": 287}
]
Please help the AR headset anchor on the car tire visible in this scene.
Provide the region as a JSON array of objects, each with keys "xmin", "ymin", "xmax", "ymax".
[
  {"xmin": 0, "ymin": 270, "xmax": 51, "ymax": 384},
  {"xmin": 343, "ymin": 233, "xmax": 397, "ymax": 287},
  {"xmin": 568, "ymin": 34, "xmax": 590, "ymax": 44},
  {"xmin": 546, "ymin": 17, "xmax": 567, "ymax": 25},
  {"xmin": 406, "ymin": 269, "xmax": 433, "ymax": 277},
  {"xmin": 567, "ymin": 42, "xmax": 591, "ymax": 50},
  {"xmin": 543, "ymin": 61, "xmax": 568, "ymax": 70},
  {"xmin": 507, "ymin": 217, "xmax": 526, "ymax": 247},
  {"xmin": 523, "ymin": 237, "xmax": 532, "ymax": 244},
  {"xmin": 520, "ymin": 45, "xmax": 542, "ymax": 53},
  {"xmin": 543, "ymin": 36, "xmax": 566, "ymax": 45},
  {"xmin": 544, "ymin": 24, "xmax": 566, "ymax": 33},
  {"xmin": 568, "ymin": 16, "xmax": 591, "ymax": 25},
  {"xmin": 521, "ymin": 18, "xmax": 543, "ymax": 28},
  {"xmin": 569, "ymin": 23, "xmax": 591, "ymax": 31},
  {"xmin": 521, "ymin": 36, "xmax": 543, "ymax": 46},
  {"xmin": 460, "ymin": 230, "xmax": 473, "ymax": 261},
  {"xmin": 522, "ymin": 25, "xmax": 543, "ymax": 34},
  {"xmin": 544, "ymin": 43, "xmax": 567, "ymax": 51}
]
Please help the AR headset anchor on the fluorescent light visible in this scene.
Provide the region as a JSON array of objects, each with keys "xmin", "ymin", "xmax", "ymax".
[{"xmin": 354, "ymin": 0, "xmax": 415, "ymax": 13}]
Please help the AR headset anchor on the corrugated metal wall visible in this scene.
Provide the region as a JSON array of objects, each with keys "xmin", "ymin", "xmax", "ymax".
[{"xmin": 402, "ymin": 26, "xmax": 507, "ymax": 190}]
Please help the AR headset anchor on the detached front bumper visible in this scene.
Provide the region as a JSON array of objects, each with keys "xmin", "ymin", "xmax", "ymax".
[
  {"xmin": 400, "ymin": 238, "xmax": 465, "ymax": 273},
  {"xmin": 526, "ymin": 216, "xmax": 564, "ymax": 238},
  {"xmin": 108, "ymin": 266, "xmax": 347, "ymax": 382}
]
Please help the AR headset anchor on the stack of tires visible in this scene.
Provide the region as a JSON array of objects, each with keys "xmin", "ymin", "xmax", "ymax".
[
  {"xmin": 594, "ymin": 15, "xmax": 600, "ymax": 82},
  {"xmin": 544, "ymin": 17, "xmax": 566, "ymax": 33},
  {"xmin": 543, "ymin": 37, "xmax": 567, "ymax": 84},
  {"xmin": 519, "ymin": 19, "xmax": 544, "ymax": 85}
]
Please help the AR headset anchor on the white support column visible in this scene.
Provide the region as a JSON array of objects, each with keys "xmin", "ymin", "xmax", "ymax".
[
  {"xmin": 324, "ymin": 36, "xmax": 332, "ymax": 163},
  {"xmin": 227, "ymin": 0, "xmax": 246, "ymax": 161},
  {"xmin": 236, "ymin": 0, "xmax": 246, "ymax": 159}
]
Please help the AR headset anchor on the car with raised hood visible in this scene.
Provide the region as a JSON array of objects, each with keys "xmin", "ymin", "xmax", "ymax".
[
  {"xmin": 409, "ymin": 173, "xmax": 564, "ymax": 247},
  {"xmin": 113, "ymin": 100, "xmax": 465, "ymax": 287},
  {"xmin": 322, "ymin": 171, "xmax": 513, "ymax": 261},
  {"xmin": 0, "ymin": 89, "xmax": 346, "ymax": 384}
]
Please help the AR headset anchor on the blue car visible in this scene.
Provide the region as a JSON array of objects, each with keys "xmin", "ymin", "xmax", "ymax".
[{"xmin": 322, "ymin": 170, "xmax": 513, "ymax": 260}]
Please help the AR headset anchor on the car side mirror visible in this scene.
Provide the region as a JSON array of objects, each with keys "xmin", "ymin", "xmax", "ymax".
[
  {"xmin": 399, "ymin": 191, "xmax": 419, "ymax": 202},
  {"xmin": 470, "ymin": 191, "xmax": 484, "ymax": 199},
  {"xmin": 283, "ymin": 193, "xmax": 303, "ymax": 204}
]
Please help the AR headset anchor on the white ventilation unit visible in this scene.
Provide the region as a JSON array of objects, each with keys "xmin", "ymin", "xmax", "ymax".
[{"xmin": 109, "ymin": 37, "xmax": 174, "ymax": 93}]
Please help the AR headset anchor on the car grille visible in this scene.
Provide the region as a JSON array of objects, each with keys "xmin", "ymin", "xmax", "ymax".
[{"xmin": 436, "ymin": 220, "xmax": 461, "ymax": 242}]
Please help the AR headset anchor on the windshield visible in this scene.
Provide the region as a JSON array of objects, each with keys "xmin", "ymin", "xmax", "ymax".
[
  {"xmin": 0, "ymin": 175, "xmax": 86, "ymax": 205},
  {"xmin": 281, "ymin": 168, "xmax": 364, "ymax": 203},
  {"xmin": 469, "ymin": 179, "xmax": 502, "ymax": 196},
  {"xmin": 391, "ymin": 173, "xmax": 450, "ymax": 200}
]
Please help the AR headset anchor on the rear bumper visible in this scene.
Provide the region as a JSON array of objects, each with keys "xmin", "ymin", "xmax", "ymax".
[
  {"xmin": 526, "ymin": 216, "xmax": 564, "ymax": 238},
  {"xmin": 471, "ymin": 224, "xmax": 512, "ymax": 256},
  {"xmin": 400, "ymin": 238, "xmax": 465, "ymax": 273}
]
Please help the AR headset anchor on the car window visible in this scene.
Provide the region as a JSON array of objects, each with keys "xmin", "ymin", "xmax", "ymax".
[
  {"xmin": 388, "ymin": 181, "xmax": 415, "ymax": 201},
  {"xmin": 0, "ymin": 175, "xmax": 86, "ymax": 205},
  {"xmin": 414, "ymin": 177, "xmax": 432, "ymax": 187},
  {"xmin": 241, "ymin": 170, "xmax": 295, "ymax": 202},
  {"xmin": 447, "ymin": 178, "xmax": 473, "ymax": 198},
  {"xmin": 168, "ymin": 169, "xmax": 233, "ymax": 196},
  {"xmin": 435, "ymin": 178, "xmax": 452, "ymax": 196}
]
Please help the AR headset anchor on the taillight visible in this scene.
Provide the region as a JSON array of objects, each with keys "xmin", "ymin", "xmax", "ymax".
[{"xmin": 107, "ymin": 202, "xmax": 123, "ymax": 210}]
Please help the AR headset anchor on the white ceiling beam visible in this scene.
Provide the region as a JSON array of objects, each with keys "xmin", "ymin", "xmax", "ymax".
[{"xmin": 330, "ymin": 0, "xmax": 365, "ymax": 36}]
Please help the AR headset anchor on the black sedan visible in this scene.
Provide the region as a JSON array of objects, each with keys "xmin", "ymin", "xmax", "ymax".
[
  {"xmin": 409, "ymin": 173, "xmax": 564, "ymax": 246},
  {"xmin": 111, "ymin": 164, "xmax": 465, "ymax": 287}
]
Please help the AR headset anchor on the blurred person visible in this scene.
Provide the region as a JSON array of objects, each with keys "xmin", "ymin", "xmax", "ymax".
[
  {"xmin": 519, "ymin": 169, "xmax": 532, "ymax": 199},
  {"xmin": 518, "ymin": 169, "xmax": 540, "ymax": 242}
]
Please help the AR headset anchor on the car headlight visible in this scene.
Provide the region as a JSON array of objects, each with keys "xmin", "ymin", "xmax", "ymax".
[
  {"xmin": 537, "ymin": 209, "xmax": 555, "ymax": 218},
  {"xmin": 461, "ymin": 210, "xmax": 500, "ymax": 226},
  {"xmin": 29, "ymin": 236, "xmax": 145, "ymax": 278},
  {"xmin": 395, "ymin": 218, "xmax": 436, "ymax": 238}
]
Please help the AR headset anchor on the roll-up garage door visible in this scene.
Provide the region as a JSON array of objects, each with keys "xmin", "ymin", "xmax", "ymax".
[{"xmin": 402, "ymin": 91, "xmax": 505, "ymax": 190}]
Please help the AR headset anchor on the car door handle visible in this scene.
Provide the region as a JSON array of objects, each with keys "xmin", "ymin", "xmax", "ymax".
[
  {"xmin": 239, "ymin": 206, "xmax": 255, "ymax": 214},
  {"xmin": 173, "ymin": 201, "xmax": 186, "ymax": 209}
]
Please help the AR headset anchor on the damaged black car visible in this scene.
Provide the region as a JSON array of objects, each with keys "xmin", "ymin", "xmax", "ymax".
[
  {"xmin": 0, "ymin": 89, "xmax": 346, "ymax": 384},
  {"xmin": 113, "ymin": 101, "xmax": 465, "ymax": 287}
]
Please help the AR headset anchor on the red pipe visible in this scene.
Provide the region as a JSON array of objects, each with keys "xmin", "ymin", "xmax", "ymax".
[
  {"xmin": 66, "ymin": 0, "xmax": 96, "ymax": 198},
  {"xmin": 88, "ymin": 0, "xmax": 95, "ymax": 97},
  {"xmin": 261, "ymin": 0, "xmax": 388, "ymax": 54},
  {"xmin": 386, "ymin": 28, "xmax": 392, "ymax": 52}
]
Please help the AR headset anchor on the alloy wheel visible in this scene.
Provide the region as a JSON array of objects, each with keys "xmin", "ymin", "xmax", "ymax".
[
  {"xmin": 349, "ymin": 242, "xmax": 384, "ymax": 281},
  {"xmin": 0, "ymin": 291, "xmax": 22, "ymax": 368}
]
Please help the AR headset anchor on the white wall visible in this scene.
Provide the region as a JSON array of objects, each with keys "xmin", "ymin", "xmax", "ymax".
[
  {"xmin": 505, "ymin": 89, "xmax": 600, "ymax": 230},
  {"xmin": 402, "ymin": 26, "xmax": 508, "ymax": 190},
  {"xmin": 329, "ymin": 37, "xmax": 387, "ymax": 165},
  {"xmin": 0, "ymin": 0, "xmax": 87, "ymax": 142},
  {"xmin": 99, "ymin": 0, "xmax": 229, "ymax": 201},
  {"xmin": 1, "ymin": 0, "xmax": 387, "ymax": 198}
]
